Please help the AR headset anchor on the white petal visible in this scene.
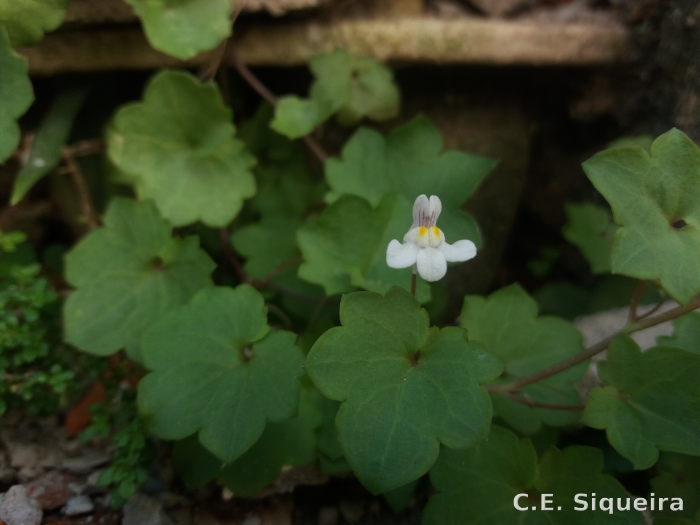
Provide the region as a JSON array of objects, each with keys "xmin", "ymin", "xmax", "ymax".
[
  {"xmin": 427, "ymin": 195, "xmax": 442, "ymax": 226},
  {"xmin": 440, "ymin": 239, "xmax": 477, "ymax": 262},
  {"xmin": 411, "ymin": 194, "xmax": 429, "ymax": 228},
  {"xmin": 386, "ymin": 240, "xmax": 418, "ymax": 269},
  {"xmin": 416, "ymin": 247, "xmax": 447, "ymax": 282}
]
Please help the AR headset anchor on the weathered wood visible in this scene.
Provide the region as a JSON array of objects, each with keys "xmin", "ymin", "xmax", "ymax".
[{"xmin": 20, "ymin": 17, "xmax": 631, "ymax": 74}]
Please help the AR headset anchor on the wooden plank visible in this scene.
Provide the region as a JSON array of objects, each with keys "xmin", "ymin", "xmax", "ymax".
[{"xmin": 19, "ymin": 17, "xmax": 630, "ymax": 75}]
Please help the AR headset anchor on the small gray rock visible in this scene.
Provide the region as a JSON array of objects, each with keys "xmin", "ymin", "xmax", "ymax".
[
  {"xmin": 122, "ymin": 493, "xmax": 174, "ymax": 525},
  {"xmin": 63, "ymin": 494, "xmax": 94, "ymax": 516},
  {"xmin": 0, "ymin": 485, "xmax": 42, "ymax": 525}
]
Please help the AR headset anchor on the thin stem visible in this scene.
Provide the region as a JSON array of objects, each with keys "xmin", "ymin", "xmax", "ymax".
[
  {"xmin": 494, "ymin": 392, "xmax": 584, "ymax": 411},
  {"xmin": 636, "ymin": 298, "xmax": 665, "ymax": 321},
  {"xmin": 230, "ymin": 51, "xmax": 328, "ymax": 163},
  {"xmin": 63, "ymin": 138, "xmax": 105, "ymax": 157},
  {"xmin": 628, "ymin": 280, "xmax": 646, "ymax": 322},
  {"xmin": 266, "ymin": 303, "xmax": 292, "ymax": 330},
  {"xmin": 492, "ymin": 294, "xmax": 700, "ymax": 393},
  {"xmin": 218, "ymin": 227, "xmax": 250, "ymax": 284},
  {"xmin": 62, "ymin": 149, "xmax": 99, "ymax": 230},
  {"xmin": 257, "ymin": 257, "xmax": 303, "ymax": 285},
  {"xmin": 410, "ymin": 271, "xmax": 417, "ymax": 297}
]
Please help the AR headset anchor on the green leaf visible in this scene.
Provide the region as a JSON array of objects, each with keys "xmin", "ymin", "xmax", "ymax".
[
  {"xmin": 460, "ymin": 284, "xmax": 587, "ymax": 434},
  {"xmin": 0, "ymin": 26, "xmax": 33, "ymax": 163},
  {"xmin": 651, "ymin": 453, "xmax": 700, "ymax": 521},
  {"xmin": 64, "ymin": 198, "xmax": 215, "ymax": 358},
  {"xmin": 582, "ymin": 128, "xmax": 700, "ymax": 303},
  {"xmin": 218, "ymin": 384, "xmax": 322, "ymax": 496},
  {"xmin": 657, "ymin": 312, "xmax": 700, "ymax": 354},
  {"xmin": 297, "ymin": 194, "xmax": 431, "ymax": 302},
  {"xmin": 11, "ymin": 87, "xmax": 88, "ymax": 204},
  {"xmin": 306, "ymin": 288, "xmax": 501, "ymax": 493},
  {"xmin": 107, "ymin": 70, "xmax": 256, "ymax": 227},
  {"xmin": 232, "ymin": 216, "xmax": 301, "ymax": 280},
  {"xmin": 0, "ymin": 0, "xmax": 68, "ymax": 46},
  {"xmin": 138, "ymin": 285, "xmax": 305, "ymax": 462},
  {"xmin": 582, "ymin": 336, "xmax": 700, "ymax": 469},
  {"xmin": 425, "ymin": 426, "xmax": 642, "ymax": 525},
  {"xmin": 124, "ymin": 0, "xmax": 232, "ymax": 59},
  {"xmin": 271, "ymin": 96, "xmax": 327, "ymax": 139},
  {"xmin": 563, "ymin": 202, "xmax": 615, "ymax": 273},
  {"xmin": 326, "ymin": 115, "xmax": 493, "ymax": 208},
  {"xmin": 310, "ymin": 49, "xmax": 400, "ymax": 126},
  {"xmin": 173, "ymin": 384, "xmax": 323, "ymax": 496}
]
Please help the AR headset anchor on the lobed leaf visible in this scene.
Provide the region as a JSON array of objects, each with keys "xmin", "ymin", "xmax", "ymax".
[
  {"xmin": 63, "ymin": 198, "xmax": 215, "ymax": 358},
  {"xmin": 460, "ymin": 284, "xmax": 587, "ymax": 433},
  {"xmin": 307, "ymin": 287, "xmax": 501, "ymax": 493},
  {"xmin": 583, "ymin": 336, "xmax": 700, "ymax": 469},
  {"xmin": 424, "ymin": 425, "xmax": 642, "ymax": 525},
  {"xmin": 107, "ymin": 70, "xmax": 256, "ymax": 227},
  {"xmin": 583, "ymin": 129, "xmax": 700, "ymax": 303},
  {"xmin": 124, "ymin": 0, "xmax": 233, "ymax": 60},
  {"xmin": 0, "ymin": 0, "xmax": 68, "ymax": 46},
  {"xmin": 138, "ymin": 285, "xmax": 305, "ymax": 462}
]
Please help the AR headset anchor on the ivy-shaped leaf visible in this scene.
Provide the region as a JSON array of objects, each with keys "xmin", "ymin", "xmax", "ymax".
[
  {"xmin": 582, "ymin": 336, "xmax": 700, "ymax": 469},
  {"xmin": 64, "ymin": 198, "xmax": 215, "ymax": 358},
  {"xmin": 270, "ymin": 96, "xmax": 327, "ymax": 139},
  {"xmin": 0, "ymin": 0, "xmax": 68, "ymax": 46},
  {"xmin": 173, "ymin": 384, "xmax": 322, "ymax": 497},
  {"xmin": 138, "ymin": 285, "xmax": 305, "ymax": 462},
  {"xmin": 563, "ymin": 202, "xmax": 615, "ymax": 274},
  {"xmin": 309, "ymin": 49, "xmax": 400, "ymax": 126},
  {"xmin": 460, "ymin": 284, "xmax": 587, "ymax": 434},
  {"xmin": 583, "ymin": 128, "xmax": 700, "ymax": 303},
  {"xmin": 424, "ymin": 426, "xmax": 642, "ymax": 525},
  {"xmin": 0, "ymin": 26, "xmax": 33, "ymax": 163},
  {"xmin": 325, "ymin": 116, "xmax": 494, "ymax": 244},
  {"xmin": 124, "ymin": 0, "xmax": 233, "ymax": 60},
  {"xmin": 11, "ymin": 87, "xmax": 87, "ymax": 204},
  {"xmin": 297, "ymin": 194, "xmax": 431, "ymax": 302},
  {"xmin": 657, "ymin": 312, "xmax": 700, "ymax": 354},
  {"xmin": 306, "ymin": 287, "xmax": 501, "ymax": 493},
  {"xmin": 107, "ymin": 70, "xmax": 256, "ymax": 227}
]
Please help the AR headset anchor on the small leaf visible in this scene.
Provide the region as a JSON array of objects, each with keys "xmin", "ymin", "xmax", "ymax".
[
  {"xmin": 0, "ymin": 26, "xmax": 33, "ymax": 163},
  {"xmin": 11, "ymin": 86, "xmax": 88, "ymax": 204},
  {"xmin": 124, "ymin": 0, "xmax": 233, "ymax": 60},
  {"xmin": 0, "ymin": 0, "xmax": 68, "ymax": 46},
  {"xmin": 563, "ymin": 202, "xmax": 616, "ymax": 273},
  {"xmin": 583, "ymin": 128, "xmax": 700, "ymax": 303},
  {"xmin": 460, "ymin": 284, "xmax": 587, "ymax": 434},
  {"xmin": 582, "ymin": 336, "xmax": 700, "ymax": 469},
  {"xmin": 657, "ymin": 312, "xmax": 700, "ymax": 354},
  {"xmin": 63, "ymin": 198, "xmax": 215, "ymax": 358},
  {"xmin": 425, "ymin": 426, "xmax": 642, "ymax": 525},
  {"xmin": 271, "ymin": 96, "xmax": 328, "ymax": 139},
  {"xmin": 107, "ymin": 70, "xmax": 256, "ymax": 227},
  {"xmin": 310, "ymin": 49, "xmax": 400, "ymax": 126},
  {"xmin": 307, "ymin": 287, "xmax": 500, "ymax": 493},
  {"xmin": 138, "ymin": 285, "xmax": 305, "ymax": 462}
]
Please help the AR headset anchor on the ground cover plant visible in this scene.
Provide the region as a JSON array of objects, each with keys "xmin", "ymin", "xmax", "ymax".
[{"xmin": 1, "ymin": 2, "xmax": 700, "ymax": 523}]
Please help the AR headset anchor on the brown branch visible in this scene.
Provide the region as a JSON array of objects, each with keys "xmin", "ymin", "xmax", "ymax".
[
  {"xmin": 0, "ymin": 201, "xmax": 52, "ymax": 230},
  {"xmin": 61, "ymin": 149, "xmax": 99, "ymax": 230},
  {"xmin": 636, "ymin": 298, "xmax": 665, "ymax": 321},
  {"xmin": 257, "ymin": 257, "xmax": 303, "ymax": 285},
  {"xmin": 230, "ymin": 51, "xmax": 328, "ymax": 163},
  {"xmin": 218, "ymin": 227, "xmax": 251, "ymax": 284},
  {"xmin": 493, "ymin": 392, "xmax": 585, "ymax": 411},
  {"xmin": 627, "ymin": 279, "xmax": 645, "ymax": 322},
  {"xmin": 63, "ymin": 138, "xmax": 105, "ymax": 157},
  {"xmin": 491, "ymin": 294, "xmax": 700, "ymax": 393}
]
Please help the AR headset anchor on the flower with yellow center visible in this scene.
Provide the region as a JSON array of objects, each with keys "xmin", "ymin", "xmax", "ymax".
[{"xmin": 386, "ymin": 194, "xmax": 477, "ymax": 282}]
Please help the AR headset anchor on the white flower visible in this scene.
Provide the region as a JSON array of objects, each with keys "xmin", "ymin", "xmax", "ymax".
[{"xmin": 386, "ymin": 194, "xmax": 477, "ymax": 282}]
